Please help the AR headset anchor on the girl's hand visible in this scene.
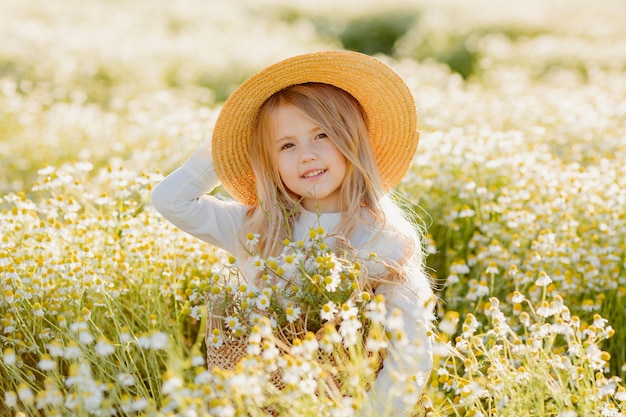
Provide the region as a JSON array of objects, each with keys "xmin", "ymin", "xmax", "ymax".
[
  {"xmin": 199, "ymin": 134, "xmax": 213, "ymax": 153},
  {"xmin": 191, "ymin": 135, "xmax": 213, "ymax": 161}
]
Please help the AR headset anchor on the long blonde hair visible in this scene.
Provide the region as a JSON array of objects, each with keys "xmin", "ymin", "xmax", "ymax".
[{"xmin": 243, "ymin": 83, "xmax": 424, "ymax": 283}]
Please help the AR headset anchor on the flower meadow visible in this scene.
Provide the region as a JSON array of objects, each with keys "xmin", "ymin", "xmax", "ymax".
[{"xmin": 1, "ymin": 0, "xmax": 626, "ymax": 416}]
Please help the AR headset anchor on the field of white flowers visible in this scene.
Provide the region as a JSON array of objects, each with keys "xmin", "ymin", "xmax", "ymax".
[{"xmin": 1, "ymin": 0, "xmax": 625, "ymax": 415}]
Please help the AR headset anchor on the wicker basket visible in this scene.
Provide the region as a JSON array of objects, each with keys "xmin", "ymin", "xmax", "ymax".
[
  {"xmin": 205, "ymin": 333, "xmax": 250, "ymax": 371},
  {"xmin": 205, "ymin": 311, "xmax": 289, "ymax": 393},
  {"xmin": 205, "ymin": 317, "xmax": 382, "ymax": 390},
  {"xmin": 203, "ymin": 289, "xmax": 383, "ymax": 396},
  {"xmin": 204, "ymin": 304, "xmax": 250, "ymax": 370}
]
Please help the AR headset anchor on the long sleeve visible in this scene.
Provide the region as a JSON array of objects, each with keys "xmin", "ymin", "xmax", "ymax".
[
  {"xmin": 150, "ymin": 143, "xmax": 248, "ymax": 258},
  {"xmin": 368, "ymin": 272, "xmax": 435, "ymax": 416}
]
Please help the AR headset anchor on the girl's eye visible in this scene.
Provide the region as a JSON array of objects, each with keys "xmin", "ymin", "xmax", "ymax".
[
  {"xmin": 315, "ymin": 133, "xmax": 328, "ymax": 140},
  {"xmin": 280, "ymin": 142, "xmax": 294, "ymax": 151}
]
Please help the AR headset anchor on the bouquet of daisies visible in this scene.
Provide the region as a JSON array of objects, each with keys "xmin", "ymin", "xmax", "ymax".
[{"xmin": 203, "ymin": 226, "xmax": 388, "ymax": 392}]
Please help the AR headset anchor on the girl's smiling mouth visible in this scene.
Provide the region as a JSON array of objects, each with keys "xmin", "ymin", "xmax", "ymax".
[{"xmin": 302, "ymin": 169, "xmax": 327, "ymax": 179}]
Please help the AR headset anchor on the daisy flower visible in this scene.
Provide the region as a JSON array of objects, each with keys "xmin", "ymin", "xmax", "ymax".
[
  {"xmin": 320, "ymin": 301, "xmax": 338, "ymax": 321},
  {"xmin": 245, "ymin": 232, "xmax": 260, "ymax": 249},
  {"xmin": 285, "ymin": 303, "xmax": 301, "ymax": 323}
]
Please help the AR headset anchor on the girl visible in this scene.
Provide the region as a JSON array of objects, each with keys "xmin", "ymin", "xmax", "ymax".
[{"xmin": 151, "ymin": 51, "xmax": 435, "ymax": 416}]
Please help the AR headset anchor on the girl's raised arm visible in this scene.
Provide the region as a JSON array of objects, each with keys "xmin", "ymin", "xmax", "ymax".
[{"xmin": 150, "ymin": 138, "xmax": 248, "ymax": 258}]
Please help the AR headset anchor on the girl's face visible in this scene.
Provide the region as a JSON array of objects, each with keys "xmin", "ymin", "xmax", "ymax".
[{"xmin": 272, "ymin": 104, "xmax": 347, "ymax": 212}]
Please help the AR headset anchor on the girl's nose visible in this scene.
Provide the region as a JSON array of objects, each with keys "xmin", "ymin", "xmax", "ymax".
[{"xmin": 299, "ymin": 142, "xmax": 317, "ymax": 163}]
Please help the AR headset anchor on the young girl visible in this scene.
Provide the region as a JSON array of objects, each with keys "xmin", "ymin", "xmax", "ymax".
[{"xmin": 151, "ymin": 50, "xmax": 435, "ymax": 416}]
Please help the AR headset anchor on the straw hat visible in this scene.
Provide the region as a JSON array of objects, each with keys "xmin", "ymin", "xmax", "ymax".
[{"xmin": 212, "ymin": 50, "xmax": 419, "ymax": 206}]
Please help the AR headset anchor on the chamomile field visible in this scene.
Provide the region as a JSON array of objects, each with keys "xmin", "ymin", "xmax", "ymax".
[{"xmin": 1, "ymin": 0, "xmax": 625, "ymax": 415}]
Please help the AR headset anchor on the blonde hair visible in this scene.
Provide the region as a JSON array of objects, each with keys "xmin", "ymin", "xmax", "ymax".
[{"xmin": 243, "ymin": 83, "xmax": 425, "ymax": 283}]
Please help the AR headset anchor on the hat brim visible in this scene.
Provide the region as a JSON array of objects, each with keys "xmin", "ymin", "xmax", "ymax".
[{"xmin": 212, "ymin": 50, "xmax": 419, "ymax": 206}]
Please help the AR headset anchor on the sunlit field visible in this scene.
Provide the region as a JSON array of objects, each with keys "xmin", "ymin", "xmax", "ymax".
[{"xmin": 2, "ymin": 0, "xmax": 626, "ymax": 415}]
